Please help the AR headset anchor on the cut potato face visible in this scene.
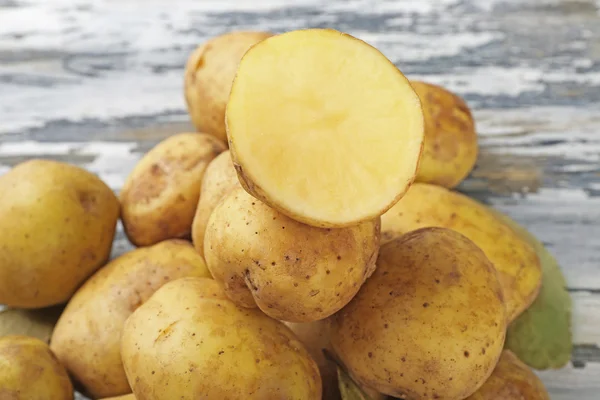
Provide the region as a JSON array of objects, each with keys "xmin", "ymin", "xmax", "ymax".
[{"xmin": 227, "ymin": 28, "xmax": 424, "ymax": 227}]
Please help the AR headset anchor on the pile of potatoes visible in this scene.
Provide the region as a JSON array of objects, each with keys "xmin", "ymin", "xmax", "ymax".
[{"xmin": 0, "ymin": 28, "xmax": 559, "ymax": 400}]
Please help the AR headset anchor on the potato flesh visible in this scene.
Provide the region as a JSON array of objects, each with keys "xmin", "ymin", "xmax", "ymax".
[
  {"xmin": 330, "ymin": 228, "xmax": 506, "ymax": 400},
  {"xmin": 381, "ymin": 182, "xmax": 542, "ymax": 322},
  {"xmin": 227, "ymin": 29, "xmax": 424, "ymax": 227}
]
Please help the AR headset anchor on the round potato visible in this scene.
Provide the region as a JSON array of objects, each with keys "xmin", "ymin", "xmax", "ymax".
[
  {"xmin": 184, "ymin": 31, "xmax": 273, "ymax": 143},
  {"xmin": 50, "ymin": 240, "xmax": 211, "ymax": 399},
  {"xmin": 0, "ymin": 335, "xmax": 73, "ymax": 400},
  {"xmin": 191, "ymin": 150, "xmax": 240, "ymax": 257},
  {"xmin": 411, "ymin": 81, "xmax": 478, "ymax": 188},
  {"xmin": 204, "ymin": 187, "xmax": 380, "ymax": 322},
  {"xmin": 121, "ymin": 277, "xmax": 322, "ymax": 399},
  {"xmin": 120, "ymin": 132, "xmax": 225, "ymax": 247},
  {"xmin": 330, "ymin": 227, "xmax": 506, "ymax": 400},
  {"xmin": 381, "ymin": 182, "xmax": 542, "ymax": 322},
  {"xmin": 0, "ymin": 159, "xmax": 119, "ymax": 308},
  {"xmin": 466, "ymin": 350, "xmax": 550, "ymax": 400}
]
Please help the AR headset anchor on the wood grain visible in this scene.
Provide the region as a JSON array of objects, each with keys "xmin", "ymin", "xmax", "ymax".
[{"xmin": 1, "ymin": 0, "xmax": 599, "ymax": 398}]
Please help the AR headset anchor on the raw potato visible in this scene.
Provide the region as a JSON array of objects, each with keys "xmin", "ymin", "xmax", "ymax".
[
  {"xmin": 381, "ymin": 183, "xmax": 542, "ymax": 322},
  {"xmin": 0, "ymin": 159, "xmax": 119, "ymax": 308},
  {"xmin": 50, "ymin": 240, "xmax": 211, "ymax": 399},
  {"xmin": 184, "ymin": 31, "xmax": 273, "ymax": 143},
  {"xmin": 101, "ymin": 396, "xmax": 135, "ymax": 400},
  {"xmin": 191, "ymin": 150, "xmax": 241, "ymax": 257},
  {"xmin": 227, "ymin": 28, "xmax": 424, "ymax": 228},
  {"xmin": 285, "ymin": 320, "xmax": 339, "ymax": 400},
  {"xmin": 411, "ymin": 81, "xmax": 478, "ymax": 188},
  {"xmin": 120, "ymin": 132, "xmax": 226, "ymax": 246},
  {"xmin": 121, "ymin": 277, "xmax": 322, "ymax": 399},
  {"xmin": 204, "ymin": 187, "xmax": 380, "ymax": 322},
  {"xmin": 330, "ymin": 228, "xmax": 506, "ymax": 400},
  {"xmin": 0, "ymin": 335, "xmax": 73, "ymax": 400},
  {"xmin": 466, "ymin": 350, "xmax": 550, "ymax": 400}
]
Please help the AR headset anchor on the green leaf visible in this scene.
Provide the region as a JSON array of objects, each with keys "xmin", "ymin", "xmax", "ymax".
[
  {"xmin": 0, "ymin": 306, "xmax": 63, "ymax": 344},
  {"xmin": 489, "ymin": 208, "xmax": 572, "ymax": 370},
  {"xmin": 337, "ymin": 367, "xmax": 374, "ymax": 400}
]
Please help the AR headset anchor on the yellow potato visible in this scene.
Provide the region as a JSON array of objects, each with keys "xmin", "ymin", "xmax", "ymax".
[
  {"xmin": 204, "ymin": 187, "xmax": 380, "ymax": 322},
  {"xmin": 0, "ymin": 159, "xmax": 119, "ymax": 308},
  {"xmin": 285, "ymin": 320, "xmax": 339, "ymax": 400},
  {"xmin": 381, "ymin": 182, "xmax": 541, "ymax": 322},
  {"xmin": 0, "ymin": 335, "xmax": 73, "ymax": 400},
  {"xmin": 50, "ymin": 240, "xmax": 211, "ymax": 399},
  {"xmin": 184, "ymin": 31, "xmax": 273, "ymax": 143},
  {"xmin": 227, "ymin": 28, "xmax": 424, "ymax": 228},
  {"xmin": 100, "ymin": 396, "xmax": 135, "ymax": 400},
  {"xmin": 120, "ymin": 132, "xmax": 225, "ymax": 246},
  {"xmin": 191, "ymin": 150, "xmax": 241, "ymax": 257},
  {"xmin": 330, "ymin": 227, "xmax": 506, "ymax": 400},
  {"xmin": 411, "ymin": 81, "xmax": 478, "ymax": 188},
  {"xmin": 121, "ymin": 277, "xmax": 322, "ymax": 399},
  {"xmin": 466, "ymin": 350, "xmax": 550, "ymax": 400}
]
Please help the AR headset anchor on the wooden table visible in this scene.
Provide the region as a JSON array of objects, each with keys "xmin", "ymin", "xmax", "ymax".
[{"xmin": 1, "ymin": 0, "xmax": 598, "ymax": 398}]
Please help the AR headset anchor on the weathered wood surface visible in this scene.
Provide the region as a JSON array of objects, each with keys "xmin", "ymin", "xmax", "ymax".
[{"xmin": 1, "ymin": 0, "xmax": 599, "ymax": 398}]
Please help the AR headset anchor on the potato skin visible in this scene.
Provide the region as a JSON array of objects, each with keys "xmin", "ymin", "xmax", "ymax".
[
  {"xmin": 411, "ymin": 81, "xmax": 478, "ymax": 188},
  {"xmin": 0, "ymin": 159, "xmax": 119, "ymax": 308},
  {"xmin": 120, "ymin": 133, "xmax": 225, "ymax": 247},
  {"xmin": 381, "ymin": 182, "xmax": 541, "ymax": 322},
  {"xmin": 0, "ymin": 335, "xmax": 73, "ymax": 400},
  {"xmin": 184, "ymin": 31, "xmax": 273, "ymax": 143},
  {"xmin": 50, "ymin": 240, "xmax": 211, "ymax": 399},
  {"xmin": 121, "ymin": 277, "xmax": 322, "ymax": 400},
  {"xmin": 204, "ymin": 187, "xmax": 380, "ymax": 322},
  {"xmin": 191, "ymin": 150, "xmax": 240, "ymax": 257},
  {"xmin": 330, "ymin": 228, "xmax": 506, "ymax": 400},
  {"xmin": 466, "ymin": 350, "xmax": 550, "ymax": 400},
  {"xmin": 100, "ymin": 396, "xmax": 135, "ymax": 400}
]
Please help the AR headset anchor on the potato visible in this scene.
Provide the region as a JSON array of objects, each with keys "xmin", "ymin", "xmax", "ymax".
[
  {"xmin": 0, "ymin": 159, "xmax": 119, "ymax": 308},
  {"xmin": 184, "ymin": 31, "xmax": 273, "ymax": 143},
  {"xmin": 0, "ymin": 335, "xmax": 73, "ymax": 400},
  {"xmin": 330, "ymin": 228, "xmax": 506, "ymax": 400},
  {"xmin": 227, "ymin": 28, "xmax": 424, "ymax": 228},
  {"xmin": 466, "ymin": 350, "xmax": 550, "ymax": 400},
  {"xmin": 50, "ymin": 240, "xmax": 211, "ymax": 399},
  {"xmin": 204, "ymin": 187, "xmax": 380, "ymax": 322},
  {"xmin": 121, "ymin": 277, "xmax": 322, "ymax": 399},
  {"xmin": 191, "ymin": 150, "xmax": 240, "ymax": 257},
  {"xmin": 381, "ymin": 182, "xmax": 542, "ymax": 322},
  {"xmin": 285, "ymin": 320, "xmax": 339, "ymax": 400},
  {"xmin": 101, "ymin": 396, "xmax": 135, "ymax": 400},
  {"xmin": 411, "ymin": 81, "xmax": 478, "ymax": 188},
  {"xmin": 120, "ymin": 132, "xmax": 225, "ymax": 246}
]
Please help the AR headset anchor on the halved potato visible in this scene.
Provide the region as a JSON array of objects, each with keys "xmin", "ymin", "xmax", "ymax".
[{"xmin": 227, "ymin": 28, "xmax": 424, "ymax": 228}]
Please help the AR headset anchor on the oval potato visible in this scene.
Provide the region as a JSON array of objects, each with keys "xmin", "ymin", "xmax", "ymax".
[
  {"xmin": 121, "ymin": 277, "xmax": 322, "ymax": 399},
  {"xmin": 50, "ymin": 240, "xmax": 211, "ymax": 399},
  {"xmin": 184, "ymin": 31, "xmax": 273, "ymax": 143},
  {"xmin": 411, "ymin": 81, "xmax": 478, "ymax": 188},
  {"xmin": 191, "ymin": 150, "xmax": 240, "ymax": 257},
  {"xmin": 330, "ymin": 227, "xmax": 506, "ymax": 400},
  {"xmin": 0, "ymin": 335, "xmax": 73, "ymax": 400},
  {"xmin": 0, "ymin": 159, "xmax": 119, "ymax": 308},
  {"xmin": 120, "ymin": 132, "xmax": 226, "ymax": 247},
  {"xmin": 204, "ymin": 187, "xmax": 380, "ymax": 322},
  {"xmin": 381, "ymin": 182, "xmax": 542, "ymax": 322}
]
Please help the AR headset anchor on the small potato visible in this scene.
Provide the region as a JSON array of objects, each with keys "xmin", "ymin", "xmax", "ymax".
[
  {"xmin": 466, "ymin": 350, "xmax": 550, "ymax": 400},
  {"xmin": 120, "ymin": 132, "xmax": 226, "ymax": 246},
  {"xmin": 121, "ymin": 277, "xmax": 322, "ymax": 399},
  {"xmin": 204, "ymin": 187, "xmax": 380, "ymax": 322},
  {"xmin": 191, "ymin": 150, "xmax": 241, "ymax": 257},
  {"xmin": 285, "ymin": 320, "xmax": 339, "ymax": 400},
  {"xmin": 381, "ymin": 182, "xmax": 541, "ymax": 322},
  {"xmin": 50, "ymin": 240, "xmax": 211, "ymax": 399},
  {"xmin": 0, "ymin": 159, "xmax": 119, "ymax": 308},
  {"xmin": 184, "ymin": 31, "xmax": 273, "ymax": 143},
  {"xmin": 0, "ymin": 335, "xmax": 73, "ymax": 400},
  {"xmin": 411, "ymin": 81, "xmax": 478, "ymax": 188},
  {"xmin": 330, "ymin": 228, "xmax": 506, "ymax": 400}
]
